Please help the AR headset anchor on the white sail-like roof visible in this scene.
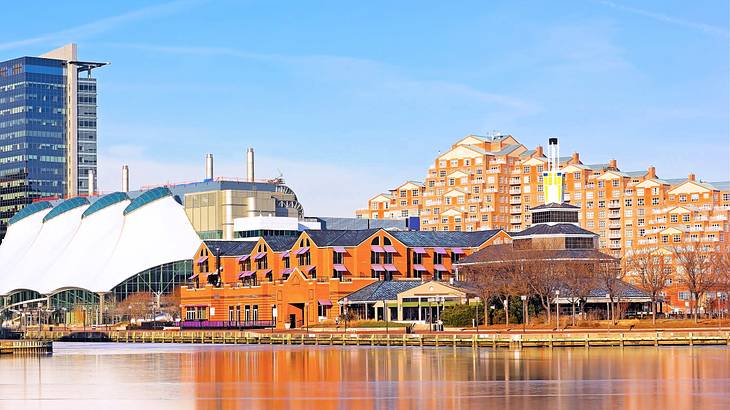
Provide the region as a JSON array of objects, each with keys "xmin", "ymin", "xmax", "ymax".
[{"xmin": 0, "ymin": 189, "xmax": 201, "ymax": 295}]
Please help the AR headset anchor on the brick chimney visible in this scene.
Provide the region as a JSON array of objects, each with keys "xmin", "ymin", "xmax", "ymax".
[
  {"xmin": 608, "ymin": 159, "xmax": 617, "ymax": 170},
  {"xmin": 647, "ymin": 166, "xmax": 656, "ymax": 179},
  {"xmin": 569, "ymin": 152, "xmax": 580, "ymax": 164},
  {"xmin": 687, "ymin": 173, "xmax": 696, "ymax": 182},
  {"xmin": 535, "ymin": 145, "xmax": 544, "ymax": 157}
]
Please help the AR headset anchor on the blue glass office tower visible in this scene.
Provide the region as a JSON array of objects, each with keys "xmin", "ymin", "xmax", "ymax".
[{"xmin": 0, "ymin": 44, "xmax": 105, "ymax": 242}]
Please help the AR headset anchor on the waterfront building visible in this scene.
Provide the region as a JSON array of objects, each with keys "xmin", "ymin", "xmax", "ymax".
[
  {"xmin": 0, "ymin": 44, "xmax": 106, "ymax": 242},
  {"xmin": 359, "ymin": 134, "xmax": 728, "ymax": 312},
  {"xmin": 0, "ymin": 188, "xmax": 201, "ymax": 324},
  {"xmin": 179, "ymin": 228, "xmax": 510, "ymax": 328}
]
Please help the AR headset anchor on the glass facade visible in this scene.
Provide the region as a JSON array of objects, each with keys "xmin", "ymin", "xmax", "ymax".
[
  {"xmin": 110, "ymin": 260, "xmax": 193, "ymax": 302},
  {"xmin": 0, "ymin": 57, "xmax": 66, "ymax": 241},
  {"xmin": 76, "ymin": 77, "xmax": 97, "ymax": 193}
]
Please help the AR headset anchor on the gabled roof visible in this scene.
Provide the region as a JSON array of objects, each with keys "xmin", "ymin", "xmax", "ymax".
[
  {"xmin": 203, "ymin": 240, "xmax": 257, "ymax": 257},
  {"xmin": 304, "ymin": 229, "xmax": 381, "ymax": 247},
  {"xmin": 492, "ymin": 144, "xmax": 522, "ymax": 156},
  {"xmin": 262, "ymin": 235, "xmax": 299, "ymax": 252},
  {"xmin": 458, "ymin": 244, "xmax": 614, "ymax": 265},
  {"xmin": 511, "ymin": 223, "xmax": 597, "ymax": 237},
  {"xmin": 710, "ymin": 181, "xmax": 730, "ymax": 191},
  {"xmin": 390, "ymin": 230, "xmax": 503, "ymax": 248},
  {"xmin": 342, "ymin": 280, "xmax": 423, "ymax": 302}
]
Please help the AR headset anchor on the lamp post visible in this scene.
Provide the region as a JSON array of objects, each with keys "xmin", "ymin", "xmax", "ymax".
[
  {"xmin": 503, "ymin": 298, "xmax": 509, "ymax": 327},
  {"xmin": 555, "ymin": 290, "xmax": 560, "ymax": 330},
  {"xmin": 343, "ymin": 297, "xmax": 349, "ymax": 334},
  {"xmin": 521, "ymin": 295, "xmax": 528, "ymax": 333},
  {"xmin": 474, "ymin": 301, "xmax": 479, "ymax": 333},
  {"xmin": 490, "ymin": 305, "xmax": 495, "ymax": 326},
  {"xmin": 383, "ymin": 299, "xmax": 389, "ymax": 335}
]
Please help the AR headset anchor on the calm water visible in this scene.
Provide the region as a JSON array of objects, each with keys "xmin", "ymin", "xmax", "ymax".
[{"xmin": 1, "ymin": 343, "xmax": 728, "ymax": 410}]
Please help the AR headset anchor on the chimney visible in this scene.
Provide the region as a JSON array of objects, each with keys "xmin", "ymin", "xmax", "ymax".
[
  {"xmin": 570, "ymin": 152, "xmax": 580, "ymax": 164},
  {"xmin": 688, "ymin": 173, "xmax": 696, "ymax": 182},
  {"xmin": 246, "ymin": 148, "xmax": 255, "ymax": 182},
  {"xmin": 535, "ymin": 145, "xmax": 544, "ymax": 157},
  {"xmin": 205, "ymin": 153, "xmax": 214, "ymax": 180},
  {"xmin": 87, "ymin": 169, "xmax": 95, "ymax": 196},
  {"xmin": 647, "ymin": 166, "xmax": 656, "ymax": 179},
  {"xmin": 608, "ymin": 159, "xmax": 617, "ymax": 170},
  {"xmin": 122, "ymin": 165, "xmax": 129, "ymax": 193}
]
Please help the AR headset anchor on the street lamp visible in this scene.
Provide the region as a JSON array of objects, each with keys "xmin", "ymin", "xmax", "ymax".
[
  {"xmin": 521, "ymin": 295, "xmax": 528, "ymax": 332},
  {"xmin": 503, "ymin": 298, "xmax": 509, "ymax": 327},
  {"xmin": 555, "ymin": 290, "xmax": 561, "ymax": 330},
  {"xmin": 382, "ymin": 299, "xmax": 389, "ymax": 335}
]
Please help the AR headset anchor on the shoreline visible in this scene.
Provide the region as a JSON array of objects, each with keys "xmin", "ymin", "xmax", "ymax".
[{"xmin": 17, "ymin": 329, "xmax": 730, "ymax": 349}]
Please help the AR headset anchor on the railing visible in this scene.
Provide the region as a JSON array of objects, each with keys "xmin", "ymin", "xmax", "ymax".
[{"xmin": 180, "ymin": 320, "xmax": 275, "ymax": 330}]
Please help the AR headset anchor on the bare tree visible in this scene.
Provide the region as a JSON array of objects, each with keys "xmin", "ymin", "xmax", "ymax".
[
  {"xmin": 593, "ymin": 256, "xmax": 623, "ymax": 324},
  {"xmin": 673, "ymin": 243, "xmax": 721, "ymax": 322},
  {"xmin": 560, "ymin": 262, "xmax": 595, "ymax": 326},
  {"xmin": 625, "ymin": 249, "xmax": 672, "ymax": 325}
]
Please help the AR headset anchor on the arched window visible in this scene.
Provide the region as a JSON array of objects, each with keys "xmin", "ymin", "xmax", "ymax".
[
  {"xmin": 383, "ymin": 237, "xmax": 391, "ymax": 246},
  {"xmin": 371, "ymin": 237, "xmax": 380, "ymax": 245}
]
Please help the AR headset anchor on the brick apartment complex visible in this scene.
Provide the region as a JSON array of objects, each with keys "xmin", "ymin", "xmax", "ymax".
[{"xmin": 357, "ymin": 134, "xmax": 729, "ymax": 312}]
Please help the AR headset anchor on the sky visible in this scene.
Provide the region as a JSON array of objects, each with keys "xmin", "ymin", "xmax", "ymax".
[{"xmin": 1, "ymin": 0, "xmax": 728, "ymax": 216}]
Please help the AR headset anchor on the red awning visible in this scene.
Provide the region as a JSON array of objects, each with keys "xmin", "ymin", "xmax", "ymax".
[
  {"xmin": 237, "ymin": 254, "xmax": 250, "ymax": 262},
  {"xmin": 318, "ymin": 299, "xmax": 333, "ymax": 307},
  {"xmin": 383, "ymin": 245, "xmax": 397, "ymax": 253},
  {"xmin": 333, "ymin": 264, "xmax": 348, "ymax": 272},
  {"xmin": 413, "ymin": 264, "xmax": 426, "ymax": 271},
  {"xmin": 371, "ymin": 264, "xmax": 385, "ymax": 272},
  {"xmin": 434, "ymin": 247, "xmax": 447, "ymax": 255},
  {"xmin": 384, "ymin": 264, "xmax": 398, "ymax": 272},
  {"xmin": 413, "ymin": 247, "xmax": 426, "ymax": 254},
  {"xmin": 371, "ymin": 245, "xmax": 384, "ymax": 253},
  {"xmin": 434, "ymin": 264, "xmax": 447, "ymax": 271},
  {"xmin": 333, "ymin": 246, "xmax": 347, "ymax": 253},
  {"xmin": 451, "ymin": 248, "xmax": 465, "ymax": 255},
  {"xmin": 196, "ymin": 256, "xmax": 207, "ymax": 264}
]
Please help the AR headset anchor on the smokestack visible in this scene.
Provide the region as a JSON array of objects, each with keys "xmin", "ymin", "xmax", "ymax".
[
  {"xmin": 608, "ymin": 159, "xmax": 618, "ymax": 170},
  {"xmin": 247, "ymin": 148, "xmax": 255, "ymax": 182},
  {"xmin": 570, "ymin": 152, "xmax": 580, "ymax": 164},
  {"xmin": 122, "ymin": 165, "xmax": 129, "ymax": 193},
  {"xmin": 548, "ymin": 138, "xmax": 559, "ymax": 174},
  {"xmin": 687, "ymin": 173, "xmax": 696, "ymax": 182},
  {"xmin": 647, "ymin": 166, "xmax": 656, "ymax": 179},
  {"xmin": 87, "ymin": 169, "xmax": 95, "ymax": 196},
  {"xmin": 205, "ymin": 153, "xmax": 214, "ymax": 180},
  {"xmin": 535, "ymin": 145, "xmax": 544, "ymax": 157}
]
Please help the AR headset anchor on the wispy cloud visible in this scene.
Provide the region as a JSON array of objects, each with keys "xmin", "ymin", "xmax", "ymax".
[
  {"xmin": 597, "ymin": 0, "xmax": 730, "ymax": 38},
  {"xmin": 0, "ymin": 0, "xmax": 204, "ymax": 51}
]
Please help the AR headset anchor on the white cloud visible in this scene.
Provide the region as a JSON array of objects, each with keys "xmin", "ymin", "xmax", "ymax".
[
  {"xmin": 597, "ymin": 0, "xmax": 729, "ymax": 38},
  {"xmin": 0, "ymin": 0, "xmax": 204, "ymax": 51}
]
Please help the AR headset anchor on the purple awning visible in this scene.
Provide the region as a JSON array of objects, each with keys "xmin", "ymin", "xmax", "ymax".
[
  {"xmin": 413, "ymin": 264, "xmax": 426, "ymax": 271},
  {"xmin": 294, "ymin": 247, "xmax": 310, "ymax": 255},
  {"xmin": 333, "ymin": 246, "xmax": 347, "ymax": 253},
  {"xmin": 254, "ymin": 252, "xmax": 266, "ymax": 260},
  {"xmin": 413, "ymin": 247, "xmax": 426, "ymax": 254},
  {"xmin": 237, "ymin": 254, "xmax": 250, "ymax": 262},
  {"xmin": 384, "ymin": 264, "xmax": 398, "ymax": 272},
  {"xmin": 281, "ymin": 268, "xmax": 294, "ymax": 276},
  {"xmin": 383, "ymin": 245, "xmax": 397, "ymax": 253},
  {"xmin": 238, "ymin": 271, "xmax": 255, "ymax": 278},
  {"xmin": 371, "ymin": 245, "xmax": 384, "ymax": 253},
  {"xmin": 188, "ymin": 273, "xmax": 199, "ymax": 280},
  {"xmin": 261, "ymin": 269, "xmax": 272, "ymax": 276},
  {"xmin": 434, "ymin": 264, "xmax": 447, "ymax": 271},
  {"xmin": 333, "ymin": 264, "xmax": 348, "ymax": 272},
  {"xmin": 281, "ymin": 251, "xmax": 290, "ymax": 258},
  {"xmin": 196, "ymin": 256, "xmax": 207, "ymax": 264},
  {"xmin": 434, "ymin": 247, "xmax": 447, "ymax": 255},
  {"xmin": 451, "ymin": 248, "xmax": 465, "ymax": 255},
  {"xmin": 371, "ymin": 264, "xmax": 385, "ymax": 272},
  {"xmin": 318, "ymin": 299, "xmax": 333, "ymax": 307},
  {"xmin": 304, "ymin": 265, "xmax": 316, "ymax": 273}
]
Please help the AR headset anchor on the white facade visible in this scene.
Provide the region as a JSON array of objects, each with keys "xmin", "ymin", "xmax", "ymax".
[{"xmin": 0, "ymin": 190, "xmax": 201, "ymax": 296}]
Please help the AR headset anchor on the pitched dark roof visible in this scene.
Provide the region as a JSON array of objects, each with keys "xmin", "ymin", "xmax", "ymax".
[
  {"xmin": 390, "ymin": 230, "xmax": 502, "ymax": 247},
  {"xmin": 262, "ymin": 236, "xmax": 299, "ymax": 252},
  {"xmin": 304, "ymin": 229, "xmax": 381, "ymax": 247},
  {"xmin": 531, "ymin": 202, "xmax": 579, "ymax": 210},
  {"xmin": 511, "ymin": 223, "xmax": 597, "ymax": 237},
  {"xmin": 203, "ymin": 240, "xmax": 257, "ymax": 257},
  {"xmin": 342, "ymin": 280, "xmax": 423, "ymax": 302},
  {"xmin": 585, "ymin": 282, "xmax": 649, "ymax": 299},
  {"xmin": 458, "ymin": 244, "xmax": 615, "ymax": 265}
]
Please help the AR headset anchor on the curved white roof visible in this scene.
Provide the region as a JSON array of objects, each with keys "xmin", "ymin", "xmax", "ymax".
[{"xmin": 0, "ymin": 190, "xmax": 201, "ymax": 295}]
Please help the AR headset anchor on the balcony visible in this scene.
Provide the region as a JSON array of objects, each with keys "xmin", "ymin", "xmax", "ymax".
[
  {"xmin": 608, "ymin": 211, "xmax": 621, "ymax": 219},
  {"xmin": 509, "ymin": 178, "xmax": 521, "ymax": 185},
  {"xmin": 510, "ymin": 217, "xmax": 522, "ymax": 224},
  {"xmin": 609, "ymin": 242, "xmax": 622, "ymax": 249},
  {"xmin": 608, "ymin": 201, "xmax": 621, "ymax": 209},
  {"xmin": 608, "ymin": 222, "xmax": 621, "ymax": 229},
  {"xmin": 711, "ymin": 215, "xmax": 728, "ymax": 221},
  {"xmin": 509, "ymin": 197, "xmax": 522, "ymax": 205},
  {"xmin": 608, "ymin": 232, "xmax": 622, "ymax": 239},
  {"xmin": 510, "ymin": 207, "xmax": 521, "ymax": 214},
  {"xmin": 509, "ymin": 188, "xmax": 521, "ymax": 195}
]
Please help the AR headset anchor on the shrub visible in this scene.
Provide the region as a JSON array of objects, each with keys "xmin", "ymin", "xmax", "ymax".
[{"xmin": 441, "ymin": 304, "xmax": 484, "ymax": 327}]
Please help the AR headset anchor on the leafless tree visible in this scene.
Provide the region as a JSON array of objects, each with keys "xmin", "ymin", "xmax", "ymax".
[
  {"xmin": 625, "ymin": 249, "xmax": 672, "ymax": 325},
  {"xmin": 673, "ymin": 243, "xmax": 721, "ymax": 322},
  {"xmin": 560, "ymin": 262, "xmax": 595, "ymax": 326},
  {"xmin": 593, "ymin": 256, "xmax": 623, "ymax": 324}
]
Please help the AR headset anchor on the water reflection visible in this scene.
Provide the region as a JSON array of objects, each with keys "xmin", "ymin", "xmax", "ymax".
[{"xmin": 1, "ymin": 343, "xmax": 728, "ymax": 409}]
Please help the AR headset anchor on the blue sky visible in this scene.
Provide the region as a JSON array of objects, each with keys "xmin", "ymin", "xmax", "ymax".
[{"xmin": 1, "ymin": 0, "xmax": 728, "ymax": 215}]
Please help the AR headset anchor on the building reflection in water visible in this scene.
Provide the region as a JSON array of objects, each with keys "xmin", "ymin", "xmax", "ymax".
[{"xmin": 0, "ymin": 344, "xmax": 728, "ymax": 409}]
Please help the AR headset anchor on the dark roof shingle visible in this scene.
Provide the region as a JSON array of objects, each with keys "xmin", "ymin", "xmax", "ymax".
[{"xmin": 390, "ymin": 230, "xmax": 502, "ymax": 247}]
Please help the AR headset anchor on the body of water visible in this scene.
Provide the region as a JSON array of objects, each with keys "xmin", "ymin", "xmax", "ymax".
[{"xmin": 1, "ymin": 343, "xmax": 728, "ymax": 409}]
